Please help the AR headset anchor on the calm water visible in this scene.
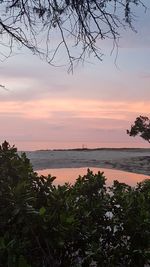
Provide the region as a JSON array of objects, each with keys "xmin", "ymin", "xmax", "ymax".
[{"xmin": 37, "ymin": 167, "xmax": 150, "ymax": 187}]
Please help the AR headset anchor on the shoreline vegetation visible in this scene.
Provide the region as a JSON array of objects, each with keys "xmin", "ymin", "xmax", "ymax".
[
  {"xmin": 34, "ymin": 147, "xmax": 150, "ymax": 152},
  {"xmin": 1, "ymin": 141, "xmax": 150, "ymax": 267}
]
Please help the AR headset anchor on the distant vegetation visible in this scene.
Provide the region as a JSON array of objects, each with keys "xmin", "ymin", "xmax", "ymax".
[
  {"xmin": 37, "ymin": 147, "xmax": 150, "ymax": 152},
  {"xmin": 0, "ymin": 141, "xmax": 150, "ymax": 267}
]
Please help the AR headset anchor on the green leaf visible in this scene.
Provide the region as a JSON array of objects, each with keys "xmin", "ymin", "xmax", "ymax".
[
  {"xmin": 0, "ymin": 237, "xmax": 5, "ymax": 249},
  {"xmin": 66, "ymin": 216, "xmax": 74, "ymax": 224},
  {"xmin": 39, "ymin": 206, "xmax": 46, "ymax": 216},
  {"xmin": 18, "ymin": 255, "xmax": 31, "ymax": 267},
  {"xmin": 58, "ymin": 241, "xmax": 65, "ymax": 247}
]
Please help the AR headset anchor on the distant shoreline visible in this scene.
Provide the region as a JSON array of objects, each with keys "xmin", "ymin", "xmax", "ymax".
[{"xmin": 33, "ymin": 147, "xmax": 150, "ymax": 152}]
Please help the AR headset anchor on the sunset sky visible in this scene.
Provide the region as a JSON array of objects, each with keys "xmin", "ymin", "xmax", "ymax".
[{"xmin": 0, "ymin": 1, "xmax": 150, "ymax": 151}]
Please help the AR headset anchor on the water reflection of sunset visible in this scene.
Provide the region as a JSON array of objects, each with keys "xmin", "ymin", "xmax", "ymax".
[{"xmin": 37, "ymin": 167, "xmax": 150, "ymax": 187}]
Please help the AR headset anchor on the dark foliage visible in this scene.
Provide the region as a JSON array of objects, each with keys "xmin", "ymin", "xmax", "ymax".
[
  {"xmin": 0, "ymin": 141, "xmax": 150, "ymax": 266},
  {"xmin": 127, "ymin": 116, "xmax": 150, "ymax": 143}
]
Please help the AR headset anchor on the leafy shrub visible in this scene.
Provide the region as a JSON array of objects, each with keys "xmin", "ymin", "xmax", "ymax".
[{"xmin": 0, "ymin": 141, "xmax": 150, "ymax": 267}]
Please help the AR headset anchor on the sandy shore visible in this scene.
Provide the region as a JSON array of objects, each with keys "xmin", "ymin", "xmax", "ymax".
[{"xmin": 26, "ymin": 149, "xmax": 150, "ymax": 176}]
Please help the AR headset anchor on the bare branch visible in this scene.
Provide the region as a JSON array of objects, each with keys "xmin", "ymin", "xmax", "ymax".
[{"xmin": 0, "ymin": 0, "xmax": 146, "ymax": 70}]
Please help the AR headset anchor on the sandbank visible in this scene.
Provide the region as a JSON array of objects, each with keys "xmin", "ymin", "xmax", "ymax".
[{"xmin": 26, "ymin": 148, "xmax": 150, "ymax": 175}]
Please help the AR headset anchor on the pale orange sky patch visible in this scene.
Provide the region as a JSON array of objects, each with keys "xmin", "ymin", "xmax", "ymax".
[{"xmin": 0, "ymin": 99, "xmax": 150, "ymax": 121}]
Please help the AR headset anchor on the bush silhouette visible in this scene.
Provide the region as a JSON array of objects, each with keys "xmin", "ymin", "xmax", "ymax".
[{"xmin": 0, "ymin": 141, "xmax": 150, "ymax": 266}]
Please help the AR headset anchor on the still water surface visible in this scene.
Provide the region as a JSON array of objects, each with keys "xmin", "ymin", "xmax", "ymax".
[{"xmin": 37, "ymin": 167, "xmax": 150, "ymax": 187}]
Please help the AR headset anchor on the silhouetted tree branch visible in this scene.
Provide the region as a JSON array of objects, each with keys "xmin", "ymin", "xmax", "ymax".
[
  {"xmin": 0, "ymin": 0, "xmax": 146, "ymax": 70},
  {"xmin": 127, "ymin": 116, "xmax": 150, "ymax": 143}
]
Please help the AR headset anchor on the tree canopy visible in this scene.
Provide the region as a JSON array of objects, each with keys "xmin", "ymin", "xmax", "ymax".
[
  {"xmin": 1, "ymin": 141, "xmax": 150, "ymax": 266},
  {"xmin": 0, "ymin": 0, "xmax": 146, "ymax": 70},
  {"xmin": 127, "ymin": 116, "xmax": 150, "ymax": 143}
]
